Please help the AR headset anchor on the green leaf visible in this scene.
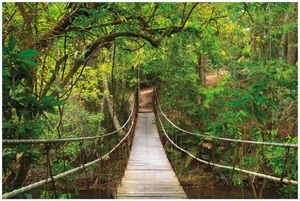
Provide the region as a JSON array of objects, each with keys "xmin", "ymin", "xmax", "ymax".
[
  {"xmin": 52, "ymin": 100, "xmax": 64, "ymax": 107},
  {"xmin": 54, "ymin": 84, "xmax": 64, "ymax": 94},
  {"xmin": 18, "ymin": 124, "xmax": 26, "ymax": 133},
  {"xmin": 41, "ymin": 95, "xmax": 55, "ymax": 104},
  {"xmin": 79, "ymin": 55, "xmax": 85, "ymax": 62},
  {"xmin": 232, "ymin": 174, "xmax": 242, "ymax": 185},
  {"xmin": 8, "ymin": 34, "xmax": 16, "ymax": 51},
  {"xmin": 256, "ymin": 95, "xmax": 267, "ymax": 105},
  {"xmin": 16, "ymin": 59, "xmax": 38, "ymax": 67},
  {"xmin": 191, "ymin": 129, "xmax": 200, "ymax": 134},
  {"xmin": 59, "ymin": 193, "xmax": 72, "ymax": 199},
  {"xmin": 18, "ymin": 49, "xmax": 40, "ymax": 59},
  {"xmin": 25, "ymin": 193, "xmax": 32, "ymax": 199},
  {"xmin": 3, "ymin": 68, "xmax": 8, "ymax": 77}
]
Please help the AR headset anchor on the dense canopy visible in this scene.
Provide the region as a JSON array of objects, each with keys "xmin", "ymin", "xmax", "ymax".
[{"xmin": 2, "ymin": 2, "xmax": 298, "ymax": 199}]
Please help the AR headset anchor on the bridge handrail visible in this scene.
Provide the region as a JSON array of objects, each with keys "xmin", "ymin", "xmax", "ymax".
[
  {"xmin": 3, "ymin": 91, "xmax": 136, "ymax": 145},
  {"xmin": 154, "ymin": 99, "xmax": 298, "ymax": 185},
  {"xmin": 2, "ymin": 99, "xmax": 137, "ymax": 199},
  {"xmin": 154, "ymin": 89, "xmax": 297, "ymax": 148}
]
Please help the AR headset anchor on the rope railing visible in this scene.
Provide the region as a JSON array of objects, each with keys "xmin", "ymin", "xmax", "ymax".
[
  {"xmin": 154, "ymin": 89, "xmax": 297, "ymax": 148},
  {"xmin": 3, "ymin": 101, "xmax": 134, "ymax": 145},
  {"xmin": 154, "ymin": 98, "xmax": 298, "ymax": 186},
  {"xmin": 2, "ymin": 99, "xmax": 137, "ymax": 199}
]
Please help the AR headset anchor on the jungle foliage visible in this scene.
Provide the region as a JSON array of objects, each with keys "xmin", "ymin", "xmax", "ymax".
[{"xmin": 2, "ymin": 2, "xmax": 298, "ymax": 198}]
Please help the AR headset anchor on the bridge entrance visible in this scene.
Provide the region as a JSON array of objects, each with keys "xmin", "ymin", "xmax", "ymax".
[
  {"xmin": 117, "ymin": 113, "xmax": 186, "ymax": 198},
  {"xmin": 118, "ymin": 88, "xmax": 186, "ymax": 198}
]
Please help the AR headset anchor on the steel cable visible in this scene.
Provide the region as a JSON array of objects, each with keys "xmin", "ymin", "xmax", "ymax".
[
  {"xmin": 155, "ymin": 89, "xmax": 297, "ymax": 148},
  {"xmin": 3, "ymin": 102, "xmax": 134, "ymax": 145},
  {"xmin": 2, "ymin": 106, "xmax": 136, "ymax": 199},
  {"xmin": 154, "ymin": 99, "xmax": 298, "ymax": 186}
]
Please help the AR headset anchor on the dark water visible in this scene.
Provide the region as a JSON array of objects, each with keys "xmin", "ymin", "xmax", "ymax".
[
  {"xmin": 16, "ymin": 183, "xmax": 288, "ymax": 199},
  {"xmin": 72, "ymin": 189, "xmax": 112, "ymax": 199},
  {"xmin": 183, "ymin": 184, "xmax": 283, "ymax": 199},
  {"xmin": 22, "ymin": 188, "xmax": 113, "ymax": 199}
]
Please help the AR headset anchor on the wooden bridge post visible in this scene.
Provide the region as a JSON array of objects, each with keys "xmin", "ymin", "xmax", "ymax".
[
  {"xmin": 134, "ymin": 87, "xmax": 139, "ymax": 114},
  {"xmin": 152, "ymin": 87, "xmax": 157, "ymax": 113}
]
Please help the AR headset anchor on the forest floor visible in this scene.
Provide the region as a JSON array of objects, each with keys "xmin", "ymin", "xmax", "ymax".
[
  {"xmin": 128, "ymin": 87, "xmax": 153, "ymax": 112},
  {"xmin": 206, "ymin": 70, "xmax": 227, "ymax": 86},
  {"xmin": 138, "ymin": 87, "xmax": 153, "ymax": 112},
  {"xmin": 134, "ymin": 69, "xmax": 227, "ymax": 109}
]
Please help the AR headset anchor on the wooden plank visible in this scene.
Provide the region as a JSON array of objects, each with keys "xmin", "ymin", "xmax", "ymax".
[{"xmin": 117, "ymin": 113, "xmax": 187, "ymax": 199}]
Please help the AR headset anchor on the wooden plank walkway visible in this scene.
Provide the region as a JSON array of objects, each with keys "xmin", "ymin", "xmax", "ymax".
[{"xmin": 117, "ymin": 112, "xmax": 187, "ymax": 199}]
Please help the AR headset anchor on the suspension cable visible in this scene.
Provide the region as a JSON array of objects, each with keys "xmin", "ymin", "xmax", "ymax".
[
  {"xmin": 2, "ymin": 106, "xmax": 136, "ymax": 199},
  {"xmin": 3, "ymin": 96, "xmax": 135, "ymax": 145},
  {"xmin": 155, "ymin": 90, "xmax": 297, "ymax": 148},
  {"xmin": 155, "ymin": 101, "xmax": 298, "ymax": 185}
]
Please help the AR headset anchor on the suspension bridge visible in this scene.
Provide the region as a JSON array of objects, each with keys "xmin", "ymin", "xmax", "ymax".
[{"xmin": 2, "ymin": 88, "xmax": 298, "ymax": 199}]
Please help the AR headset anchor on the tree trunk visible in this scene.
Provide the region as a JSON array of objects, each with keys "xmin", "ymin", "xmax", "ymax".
[
  {"xmin": 287, "ymin": 3, "xmax": 297, "ymax": 66},
  {"xmin": 29, "ymin": 4, "xmax": 100, "ymax": 51},
  {"xmin": 197, "ymin": 53, "xmax": 206, "ymax": 87},
  {"xmin": 103, "ymin": 76, "xmax": 126, "ymax": 136},
  {"xmin": 259, "ymin": 30, "xmax": 267, "ymax": 65},
  {"xmin": 287, "ymin": 31, "xmax": 297, "ymax": 65},
  {"xmin": 30, "ymin": 7, "xmax": 79, "ymax": 50},
  {"xmin": 16, "ymin": 3, "xmax": 34, "ymax": 49},
  {"xmin": 3, "ymin": 152, "xmax": 31, "ymax": 190},
  {"xmin": 13, "ymin": 152, "xmax": 31, "ymax": 189},
  {"xmin": 251, "ymin": 30, "xmax": 257, "ymax": 61},
  {"xmin": 279, "ymin": 13, "xmax": 289, "ymax": 59},
  {"xmin": 98, "ymin": 95, "xmax": 106, "ymax": 130}
]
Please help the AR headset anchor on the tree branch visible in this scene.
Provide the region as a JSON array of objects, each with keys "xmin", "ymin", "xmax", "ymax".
[
  {"xmin": 181, "ymin": 3, "xmax": 199, "ymax": 27},
  {"xmin": 42, "ymin": 55, "xmax": 68, "ymax": 97},
  {"xmin": 55, "ymin": 4, "xmax": 199, "ymax": 92},
  {"xmin": 66, "ymin": 17, "xmax": 133, "ymax": 32},
  {"xmin": 30, "ymin": 3, "xmax": 98, "ymax": 51}
]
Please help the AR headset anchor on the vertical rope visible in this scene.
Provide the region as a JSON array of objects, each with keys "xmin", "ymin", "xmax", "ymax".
[
  {"xmin": 106, "ymin": 137, "xmax": 112, "ymax": 198},
  {"xmin": 197, "ymin": 143, "xmax": 200, "ymax": 198},
  {"xmin": 45, "ymin": 143, "xmax": 57, "ymax": 198},
  {"xmin": 175, "ymin": 128, "xmax": 178, "ymax": 172},
  {"xmin": 77, "ymin": 142, "xmax": 81, "ymax": 197},
  {"xmin": 180, "ymin": 130, "xmax": 183, "ymax": 173},
  {"xmin": 211, "ymin": 148, "xmax": 215, "ymax": 199},
  {"xmin": 43, "ymin": 144, "xmax": 49, "ymax": 196},
  {"xmin": 225, "ymin": 143, "xmax": 240, "ymax": 198},
  {"xmin": 80, "ymin": 140, "xmax": 90, "ymax": 190},
  {"xmin": 116, "ymin": 144, "xmax": 120, "ymax": 196},
  {"xmin": 117, "ymin": 142, "xmax": 120, "ymax": 181},
  {"xmin": 280, "ymin": 147, "xmax": 290, "ymax": 182},
  {"xmin": 259, "ymin": 134, "xmax": 267, "ymax": 198},
  {"xmin": 62, "ymin": 145, "xmax": 69, "ymax": 198},
  {"xmin": 120, "ymin": 143, "xmax": 124, "ymax": 179},
  {"xmin": 97, "ymin": 138, "xmax": 102, "ymax": 199},
  {"xmin": 286, "ymin": 151, "xmax": 292, "ymax": 199},
  {"xmin": 109, "ymin": 147, "xmax": 114, "ymax": 198},
  {"xmin": 240, "ymin": 171, "xmax": 244, "ymax": 198},
  {"xmin": 240, "ymin": 145, "xmax": 245, "ymax": 198},
  {"xmin": 111, "ymin": 143, "xmax": 117, "ymax": 198}
]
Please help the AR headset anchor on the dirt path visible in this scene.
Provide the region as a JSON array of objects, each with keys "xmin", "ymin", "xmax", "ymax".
[
  {"xmin": 206, "ymin": 70, "xmax": 227, "ymax": 86},
  {"xmin": 129, "ymin": 70, "xmax": 226, "ymax": 111},
  {"xmin": 138, "ymin": 87, "xmax": 153, "ymax": 112},
  {"xmin": 128, "ymin": 87, "xmax": 154, "ymax": 112}
]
